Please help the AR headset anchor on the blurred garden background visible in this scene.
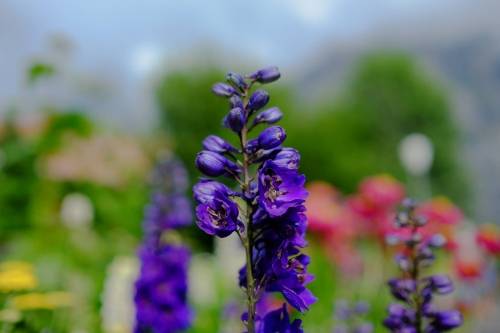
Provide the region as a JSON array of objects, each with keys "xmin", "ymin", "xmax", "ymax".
[{"xmin": 1, "ymin": 0, "xmax": 500, "ymax": 332}]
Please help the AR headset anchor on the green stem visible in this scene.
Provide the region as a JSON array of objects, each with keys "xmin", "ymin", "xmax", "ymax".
[
  {"xmin": 239, "ymin": 90, "xmax": 257, "ymax": 333},
  {"xmin": 410, "ymin": 224, "xmax": 422, "ymax": 333}
]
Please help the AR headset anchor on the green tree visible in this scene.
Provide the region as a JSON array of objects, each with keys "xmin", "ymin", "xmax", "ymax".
[{"xmin": 286, "ymin": 53, "xmax": 469, "ymax": 206}]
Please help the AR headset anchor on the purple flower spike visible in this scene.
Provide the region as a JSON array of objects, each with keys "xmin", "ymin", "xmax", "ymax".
[
  {"xmin": 258, "ymin": 126, "xmax": 286, "ymax": 150},
  {"xmin": 135, "ymin": 157, "xmax": 193, "ymax": 333},
  {"xmin": 254, "ymin": 107, "xmax": 283, "ymax": 126},
  {"xmin": 248, "ymin": 90, "xmax": 270, "ymax": 111},
  {"xmin": 384, "ymin": 199, "xmax": 462, "ymax": 333},
  {"xmin": 194, "ymin": 68, "xmax": 315, "ymax": 332},
  {"xmin": 223, "ymin": 107, "xmax": 246, "ymax": 133},
  {"xmin": 203, "ymin": 135, "xmax": 238, "ymax": 154},
  {"xmin": 249, "ymin": 66, "xmax": 281, "ymax": 84},
  {"xmin": 212, "ymin": 82, "xmax": 237, "ymax": 97}
]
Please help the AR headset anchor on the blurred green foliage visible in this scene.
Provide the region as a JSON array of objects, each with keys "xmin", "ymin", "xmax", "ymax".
[
  {"xmin": 1, "ymin": 110, "xmax": 148, "ymax": 332},
  {"xmin": 0, "ymin": 118, "xmax": 37, "ymax": 236},
  {"xmin": 287, "ymin": 54, "xmax": 468, "ymax": 208}
]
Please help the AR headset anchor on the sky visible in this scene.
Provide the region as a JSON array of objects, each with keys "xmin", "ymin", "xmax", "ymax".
[{"xmin": 0, "ymin": 0, "xmax": 455, "ymax": 126}]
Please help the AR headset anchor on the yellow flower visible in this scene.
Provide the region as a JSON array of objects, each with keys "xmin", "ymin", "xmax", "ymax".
[
  {"xmin": 0, "ymin": 261, "xmax": 38, "ymax": 292},
  {"xmin": 11, "ymin": 292, "xmax": 73, "ymax": 310}
]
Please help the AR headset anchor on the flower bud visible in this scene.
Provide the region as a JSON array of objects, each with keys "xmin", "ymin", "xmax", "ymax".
[
  {"xmin": 258, "ymin": 126, "xmax": 286, "ymax": 150},
  {"xmin": 273, "ymin": 148, "xmax": 300, "ymax": 169},
  {"xmin": 428, "ymin": 234, "xmax": 446, "ymax": 248},
  {"xmin": 427, "ymin": 275, "xmax": 454, "ymax": 294},
  {"xmin": 401, "ymin": 198, "xmax": 417, "ymax": 210},
  {"xmin": 245, "ymin": 139, "xmax": 260, "ymax": 154},
  {"xmin": 195, "ymin": 150, "xmax": 239, "ymax": 177},
  {"xmin": 193, "ymin": 179, "xmax": 231, "ymax": 203},
  {"xmin": 202, "ymin": 135, "xmax": 237, "ymax": 154},
  {"xmin": 253, "ymin": 107, "xmax": 283, "ymax": 126},
  {"xmin": 247, "ymin": 90, "xmax": 269, "ymax": 111},
  {"xmin": 395, "ymin": 254, "xmax": 411, "ymax": 271},
  {"xmin": 195, "ymin": 150, "xmax": 227, "ymax": 177},
  {"xmin": 226, "ymin": 72, "xmax": 247, "ymax": 91},
  {"xmin": 212, "ymin": 82, "xmax": 236, "ymax": 97},
  {"xmin": 415, "ymin": 216, "xmax": 428, "ymax": 226},
  {"xmin": 223, "ymin": 107, "xmax": 246, "ymax": 133},
  {"xmin": 229, "ymin": 95, "xmax": 244, "ymax": 109},
  {"xmin": 396, "ymin": 211, "xmax": 409, "ymax": 226},
  {"xmin": 430, "ymin": 310, "xmax": 463, "ymax": 330},
  {"xmin": 249, "ymin": 66, "xmax": 281, "ymax": 83}
]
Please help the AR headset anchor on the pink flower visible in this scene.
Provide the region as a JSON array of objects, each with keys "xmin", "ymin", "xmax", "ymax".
[
  {"xmin": 416, "ymin": 197, "xmax": 464, "ymax": 250},
  {"xmin": 476, "ymin": 224, "xmax": 500, "ymax": 256},
  {"xmin": 358, "ymin": 174, "xmax": 405, "ymax": 211},
  {"xmin": 417, "ymin": 197, "xmax": 463, "ymax": 226},
  {"xmin": 346, "ymin": 175, "xmax": 405, "ymax": 239},
  {"xmin": 305, "ymin": 182, "xmax": 342, "ymax": 233}
]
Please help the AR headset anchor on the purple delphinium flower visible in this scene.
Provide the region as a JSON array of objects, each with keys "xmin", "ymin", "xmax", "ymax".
[
  {"xmin": 135, "ymin": 244, "xmax": 191, "ymax": 333},
  {"xmin": 257, "ymin": 160, "xmax": 307, "ymax": 217},
  {"xmin": 135, "ymin": 158, "xmax": 193, "ymax": 333},
  {"xmin": 193, "ymin": 67, "xmax": 315, "ymax": 332},
  {"xmin": 383, "ymin": 199, "xmax": 463, "ymax": 333}
]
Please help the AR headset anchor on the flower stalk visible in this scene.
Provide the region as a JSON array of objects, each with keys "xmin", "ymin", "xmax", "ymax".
[
  {"xmin": 384, "ymin": 198, "xmax": 463, "ymax": 333},
  {"xmin": 193, "ymin": 67, "xmax": 315, "ymax": 332}
]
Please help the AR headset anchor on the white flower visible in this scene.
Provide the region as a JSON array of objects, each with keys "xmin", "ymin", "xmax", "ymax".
[{"xmin": 100, "ymin": 256, "xmax": 138, "ymax": 333}]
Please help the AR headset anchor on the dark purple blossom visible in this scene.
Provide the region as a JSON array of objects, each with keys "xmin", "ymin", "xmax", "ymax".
[
  {"xmin": 257, "ymin": 304, "xmax": 303, "ymax": 333},
  {"xmin": 194, "ymin": 67, "xmax": 314, "ymax": 332},
  {"xmin": 193, "ymin": 179, "xmax": 233, "ymax": 203},
  {"xmin": 134, "ymin": 245, "xmax": 192, "ymax": 333},
  {"xmin": 258, "ymin": 159, "xmax": 307, "ymax": 217},
  {"xmin": 383, "ymin": 199, "xmax": 462, "ymax": 333},
  {"xmin": 195, "ymin": 189, "xmax": 239, "ymax": 238}
]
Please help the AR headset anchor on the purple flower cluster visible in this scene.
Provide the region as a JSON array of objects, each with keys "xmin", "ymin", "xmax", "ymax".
[
  {"xmin": 135, "ymin": 244, "xmax": 191, "ymax": 333},
  {"xmin": 143, "ymin": 158, "xmax": 192, "ymax": 242},
  {"xmin": 384, "ymin": 199, "xmax": 463, "ymax": 333},
  {"xmin": 193, "ymin": 67, "xmax": 315, "ymax": 332},
  {"xmin": 134, "ymin": 158, "xmax": 193, "ymax": 333}
]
